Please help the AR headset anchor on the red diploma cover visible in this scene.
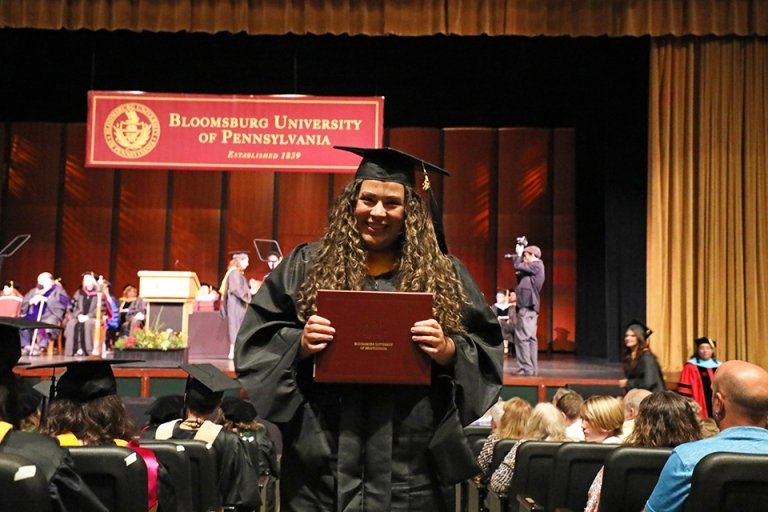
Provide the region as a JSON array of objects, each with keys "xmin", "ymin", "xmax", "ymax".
[{"xmin": 314, "ymin": 290, "xmax": 434, "ymax": 385}]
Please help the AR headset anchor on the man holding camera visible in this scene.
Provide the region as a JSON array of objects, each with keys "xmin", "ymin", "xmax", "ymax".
[{"xmin": 511, "ymin": 238, "xmax": 545, "ymax": 376}]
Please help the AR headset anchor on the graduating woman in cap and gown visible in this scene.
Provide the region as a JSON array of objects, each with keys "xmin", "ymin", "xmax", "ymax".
[
  {"xmin": 235, "ymin": 146, "xmax": 504, "ymax": 511},
  {"xmin": 0, "ymin": 318, "xmax": 108, "ymax": 512},
  {"xmin": 619, "ymin": 320, "xmax": 666, "ymax": 393},
  {"xmin": 141, "ymin": 364, "xmax": 262, "ymax": 511},
  {"xmin": 676, "ymin": 337, "xmax": 722, "ymax": 418}
]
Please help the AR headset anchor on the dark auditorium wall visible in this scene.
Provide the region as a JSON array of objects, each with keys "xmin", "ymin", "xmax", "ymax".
[{"xmin": 0, "ymin": 29, "xmax": 649, "ymax": 361}]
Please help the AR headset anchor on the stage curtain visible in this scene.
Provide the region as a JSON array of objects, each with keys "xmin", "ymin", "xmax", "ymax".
[
  {"xmin": 647, "ymin": 36, "xmax": 768, "ymax": 372},
  {"xmin": 2, "ymin": 0, "xmax": 767, "ymax": 37}
]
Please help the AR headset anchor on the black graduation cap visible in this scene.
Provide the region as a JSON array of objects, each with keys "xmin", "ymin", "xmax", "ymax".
[
  {"xmin": 27, "ymin": 359, "xmax": 142, "ymax": 403},
  {"xmin": 694, "ymin": 337, "xmax": 716, "ymax": 349},
  {"xmin": 220, "ymin": 396, "xmax": 257, "ymax": 423},
  {"xmin": 334, "ymin": 146, "xmax": 449, "ymax": 188},
  {"xmin": 180, "ymin": 363, "xmax": 241, "ymax": 405},
  {"xmin": 625, "ymin": 319, "xmax": 653, "ymax": 339},
  {"xmin": 145, "ymin": 394, "xmax": 184, "ymax": 424},
  {"xmin": 0, "ymin": 317, "xmax": 62, "ymax": 373},
  {"xmin": 334, "ymin": 146, "xmax": 451, "ymax": 253},
  {"xmin": 17, "ymin": 388, "xmax": 44, "ymax": 418}
]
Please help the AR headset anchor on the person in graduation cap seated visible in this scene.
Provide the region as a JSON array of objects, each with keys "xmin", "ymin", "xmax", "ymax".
[
  {"xmin": 219, "ymin": 396, "xmax": 280, "ymax": 511},
  {"xmin": 220, "ymin": 251, "xmax": 259, "ymax": 360},
  {"xmin": 676, "ymin": 337, "xmax": 722, "ymax": 418},
  {"xmin": 17, "ymin": 385, "xmax": 45, "ymax": 432},
  {"xmin": 140, "ymin": 394, "xmax": 184, "ymax": 436},
  {"xmin": 0, "ymin": 317, "xmax": 108, "ymax": 512},
  {"xmin": 141, "ymin": 363, "xmax": 261, "ymax": 511},
  {"xmin": 35, "ymin": 359, "xmax": 175, "ymax": 512},
  {"xmin": 235, "ymin": 146, "xmax": 504, "ymax": 511}
]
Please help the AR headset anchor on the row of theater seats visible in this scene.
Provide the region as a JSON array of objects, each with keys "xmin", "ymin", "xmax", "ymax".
[
  {"xmin": 0, "ymin": 438, "xmax": 276, "ymax": 512},
  {"xmin": 459, "ymin": 425, "xmax": 768, "ymax": 512}
]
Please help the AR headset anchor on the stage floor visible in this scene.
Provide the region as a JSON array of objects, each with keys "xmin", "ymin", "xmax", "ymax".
[{"xmin": 16, "ymin": 351, "xmax": 625, "ymax": 394}]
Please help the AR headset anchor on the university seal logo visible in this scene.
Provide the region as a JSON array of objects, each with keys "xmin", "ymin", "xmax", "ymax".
[{"xmin": 103, "ymin": 103, "xmax": 160, "ymax": 159}]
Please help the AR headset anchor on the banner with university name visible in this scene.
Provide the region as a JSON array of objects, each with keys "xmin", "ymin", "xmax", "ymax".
[{"xmin": 85, "ymin": 91, "xmax": 384, "ymax": 172}]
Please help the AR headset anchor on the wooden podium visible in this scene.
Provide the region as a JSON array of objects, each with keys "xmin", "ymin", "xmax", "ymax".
[{"xmin": 137, "ymin": 270, "xmax": 200, "ymax": 343}]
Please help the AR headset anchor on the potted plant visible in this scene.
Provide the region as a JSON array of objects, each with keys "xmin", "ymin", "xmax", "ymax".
[{"xmin": 114, "ymin": 308, "xmax": 187, "ymax": 366}]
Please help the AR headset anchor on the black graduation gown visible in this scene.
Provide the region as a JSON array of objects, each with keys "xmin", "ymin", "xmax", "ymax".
[
  {"xmin": 0, "ymin": 429, "xmax": 108, "ymax": 512},
  {"xmin": 625, "ymin": 351, "xmax": 666, "ymax": 392},
  {"xmin": 235, "ymin": 243, "xmax": 504, "ymax": 512},
  {"xmin": 141, "ymin": 422, "xmax": 261, "ymax": 510}
]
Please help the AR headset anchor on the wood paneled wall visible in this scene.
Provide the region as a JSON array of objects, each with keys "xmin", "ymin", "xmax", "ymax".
[{"xmin": 1, "ymin": 122, "xmax": 576, "ymax": 349}]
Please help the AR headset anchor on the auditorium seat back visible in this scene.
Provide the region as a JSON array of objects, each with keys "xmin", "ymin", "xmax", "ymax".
[
  {"xmin": 139, "ymin": 440, "xmax": 194, "ymax": 512},
  {"xmin": 597, "ymin": 446, "xmax": 671, "ymax": 512},
  {"xmin": 0, "ymin": 452, "xmax": 52, "ymax": 512},
  {"xmin": 68, "ymin": 445, "xmax": 148, "ymax": 512},
  {"xmin": 508, "ymin": 440, "xmax": 563, "ymax": 512},
  {"xmin": 467, "ymin": 438, "xmax": 518, "ymax": 512},
  {"xmin": 683, "ymin": 451, "xmax": 768, "ymax": 512},
  {"xmin": 546, "ymin": 442, "xmax": 615, "ymax": 512},
  {"xmin": 157, "ymin": 439, "xmax": 220, "ymax": 512}
]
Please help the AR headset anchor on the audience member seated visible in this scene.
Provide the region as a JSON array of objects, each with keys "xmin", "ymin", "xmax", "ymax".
[
  {"xmin": 0, "ymin": 317, "xmax": 107, "ymax": 512},
  {"xmin": 698, "ymin": 417, "xmax": 720, "ymax": 438},
  {"xmin": 644, "ymin": 360, "xmax": 768, "ymax": 512},
  {"xmin": 63, "ymin": 272, "xmax": 111, "ymax": 357},
  {"xmin": 584, "ymin": 391, "xmax": 702, "ymax": 512},
  {"xmin": 580, "ymin": 395, "xmax": 624, "ymax": 444},
  {"xmin": 555, "ymin": 389, "xmax": 585, "ymax": 441},
  {"xmin": 19, "ymin": 272, "xmax": 69, "ymax": 356},
  {"xmin": 35, "ymin": 359, "xmax": 175, "ymax": 512},
  {"xmin": 17, "ymin": 386, "xmax": 45, "ymax": 432},
  {"xmin": 141, "ymin": 364, "xmax": 262, "ymax": 511},
  {"xmin": 140, "ymin": 395, "xmax": 184, "ymax": 435},
  {"xmin": 475, "ymin": 397, "xmax": 533, "ymax": 484},
  {"xmin": 621, "ymin": 388, "xmax": 652, "ymax": 439},
  {"xmin": 488, "ymin": 402, "xmax": 567, "ymax": 494},
  {"xmin": 219, "ymin": 397, "xmax": 280, "ymax": 511}
]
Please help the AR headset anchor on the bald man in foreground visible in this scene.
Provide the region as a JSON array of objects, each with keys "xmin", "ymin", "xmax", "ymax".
[{"xmin": 644, "ymin": 360, "xmax": 768, "ymax": 512}]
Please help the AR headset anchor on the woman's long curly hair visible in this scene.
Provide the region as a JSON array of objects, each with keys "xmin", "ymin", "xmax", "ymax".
[
  {"xmin": 625, "ymin": 391, "xmax": 702, "ymax": 448},
  {"xmin": 296, "ymin": 180, "xmax": 468, "ymax": 335},
  {"xmin": 41, "ymin": 395, "xmax": 136, "ymax": 445}
]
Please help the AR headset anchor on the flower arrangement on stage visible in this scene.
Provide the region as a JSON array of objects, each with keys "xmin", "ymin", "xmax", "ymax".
[
  {"xmin": 115, "ymin": 309, "xmax": 184, "ymax": 351},
  {"xmin": 115, "ymin": 327, "xmax": 184, "ymax": 351}
]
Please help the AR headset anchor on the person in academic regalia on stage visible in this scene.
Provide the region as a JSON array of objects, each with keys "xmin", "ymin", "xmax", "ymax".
[
  {"xmin": 63, "ymin": 272, "xmax": 112, "ymax": 356},
  {"xmin": 676, "ymin": 337, "xmax": 722, "ymax": 418},
  {"xmin": 220, "ymin": 251, "xmax": 258, "ymax": 360},
  {"xmin": 0, "ymin": 317, "xmax": 108, "ymax": 512},
  {"xmin": 235, "ymin": 146, "xmax": 503, "ymax": 512},
  {"xmin": 141, "ymin": 364, "xmax": 262, "ymax": 512},
  {"xmin": 19, "ymin": 272, "xmax": 70, "ymax": 356}
]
